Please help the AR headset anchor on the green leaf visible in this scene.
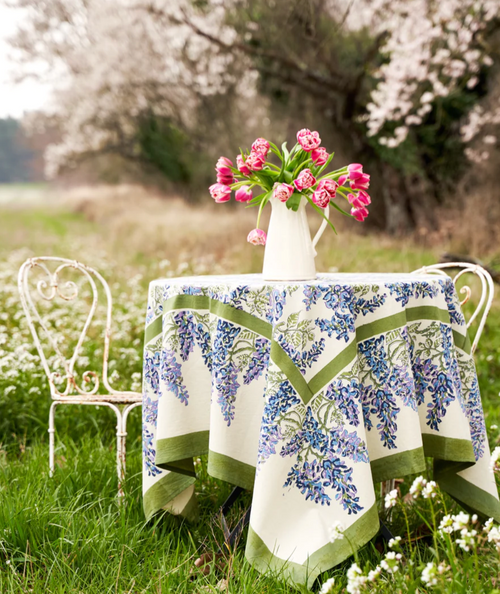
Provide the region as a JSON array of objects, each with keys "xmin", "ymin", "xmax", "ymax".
[
  {"xmin": 283, "ymin": 170, "xmax": 293, "ymax": 184},
  {"xmin": 253, "ymin": 171, "xmax": 274, "ymax": 190},
  {"xmin": 281, "ymin": 142, "xmax": 289, "ymax": 164},
  {"xmin": 330, "ymin": 200, "xmax": 353, "ymax": 217},
  {"xmin": 286, "ymin": 193, "xmax": 301, "ymax": 212},
  {"xmin": 248, "ymin": 191, "xmax": 270, "ymax": 206}
]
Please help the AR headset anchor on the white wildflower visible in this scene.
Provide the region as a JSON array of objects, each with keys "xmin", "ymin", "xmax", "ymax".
[
  {"xmin": 346, "ymin": 563, "xmax": 367, "ymax": 594},
  {"xmin": 452, "ymin": 511, "xmax": 470, "ymax": 531},
  {"xmin": 421, "ymin": 561, "xmax": 449, "ymax": 586},
  {"xmin": 421, "ymin": 561, "xmax": 438, "ymax": 586},
  {"xmin": 329, "ymin": 521, "xmax": 345, "ymax": 543},
  {"xmin": 388, "ymin": 535, "xmax": 402, "ymax": 549},
  {"xmin": 409, "ymin": 476, "xmax": 427, "ymax": 499},
  {"xmin": 384, "ymin": 489, "xmax": 398, "ymax": 509},
  {"xmin": 490, "ymin": 447, "xmax": 500, "ymax": 473},
  {"xmin": 456, "ymin": 528, "xmax": 476, "ymax": 552},
  {"xmin": 319, "ymin": 577, "xmax": 335, "ymax": 594},
  {"xmin": 422, "ymin": 480, "xmax": 437, "ymax": 499},
  {"xmin": 367, "ymin": 565, "xmax": 382, "ymax": 582},
  {"xmin": 484, "ymin": 518, "xmax": 495, "ymax": 534},
  {"xmin": 380, "ymin": 551, "xmax": 402, "ymax": 574},
  {"xmin": 490, "ymin": 425, "xmax": 498, "ymax": 431},
  {"xmin": 438, "ymin": 514, "xmax": 454, "ymax": 535}
]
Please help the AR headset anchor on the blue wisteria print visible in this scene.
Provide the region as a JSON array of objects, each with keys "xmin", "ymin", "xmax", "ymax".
[
  {"xmin": 144, "ymin": 350, "xmax": 160, "ymax": 393},
  {"xmin": 142, "ymin": 395, "xmax": 158, "ymax": 425},
  {"xmin": 173, "ymin": 311, "xmax": 195, "ymax": 361},
  {"xmin": 385, "ymin": 280, "xmax": 439, "ymax": 307},
  {"xmin": 281, "ymin": 407, "xmax": 365, "ymax": 513},
  {"xmin": 143, "ymin": 428, "xmax": 162, "ymax": 477},
  {"xmin": 324, "ymin": 380, "xmax": 361, "ymax": 427},
  {"xmin": 258, "ymin": 374, "xmax": 300, "ymax": 468},
  {"xmin": 212, "ymin": 320, "xmax": 242, "ymax": 425},
  {"xmin": 309, "ymin": 284, "xmax": 386, "ymax": 343},
  {"xmin": 243, "ymin": 337, "xmax": 270, "ymax": 384},
  {"xmin": 161, "ymin": 350, "xmax": 189, "ymax": 405},
  {"xmin": 275, "ymin": 313, "xmax": 326, "ymax": 374},
  {"xmin": 440, "ymin": 278, "xmax": 466, "ymax": 326}
]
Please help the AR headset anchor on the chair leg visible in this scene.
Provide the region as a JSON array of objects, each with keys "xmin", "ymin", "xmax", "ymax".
[
  {"xmin": 48, "ymin": 401, "xmax": 59, "ymax": 477},
  {"xmin": 118, "ymin": 402, "xmax": 141, "ymax": 498}
]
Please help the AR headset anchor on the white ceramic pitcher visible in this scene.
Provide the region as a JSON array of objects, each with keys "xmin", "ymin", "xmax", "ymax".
[{"xmin": 262, "ymin": 195, "xmax": 329, "ymax": 281}]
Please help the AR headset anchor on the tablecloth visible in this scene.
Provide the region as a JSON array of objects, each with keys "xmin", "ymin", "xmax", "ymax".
[{"xmin": 141, "ymin": 273, "xmax": 500, "ymax": 588}]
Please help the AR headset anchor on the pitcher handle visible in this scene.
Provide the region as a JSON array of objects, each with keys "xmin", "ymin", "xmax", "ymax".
[{"xmin": 311, "ymin": 204, "xmax": 329, "ymax": 257}]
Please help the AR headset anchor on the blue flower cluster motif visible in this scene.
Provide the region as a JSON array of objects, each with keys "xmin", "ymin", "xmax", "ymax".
[
  {"xmin": 280, "ymin": 408, "xmax": 364, "ymax": 513},
  {"xmin": 161, "ymin": 350, "xmax": 189, "ymax": 405},
  {"xmin": 243, "ymin": 337, "xmax": 270, "ymax": 384},
  {"xmin": 278, "ymin": 336, "xmax": 326, "ymax": 375},
  {"xmin": 385, "ymin": 281, "xmax": 438, "ymax": 307},
  {"xmin": 143, "ymin": 428, "xmax": 162, "ymax": 477},
  {"xmin": 305, "ymin": 285, "xmax": 386, "ymax": 343},
  {"xmin": 325, "ymin": 380, "xmax": 361, "ymax": 427},
  {"xmin": 212, "ymin": 320, "xmax": 242, "ymax": 425}
]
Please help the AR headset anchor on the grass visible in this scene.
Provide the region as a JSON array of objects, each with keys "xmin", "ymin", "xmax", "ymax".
[{"xmin": 1, "ymin": 184, "xmax": 500, "ymax": 593}]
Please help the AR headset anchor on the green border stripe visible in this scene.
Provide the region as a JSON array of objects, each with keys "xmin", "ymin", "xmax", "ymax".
[
  {"xmin": 356, "ymin": 311, "xmax": 408, "ymax": 342},
  {"xmin": 208, "ymin": 451, "xmax": 256, "ymax": 491},
  {"xmin": 453, "ymin": 330, "xmax": 471, "ymax": 355},
  {"xmin": 271, "ymin": 341, "xmax": 313, "ymax": 403},
  {"xmin": 156, "ymin": 431, "xmax": 209, "ymax": 471},
  {"xmin": 164, "ymin": 294, "xmax": 210, "ymax": 311},
  {"xmin": 406, "ymin": 305, "xmax": 450, "ymax": 324},
  {"xmin": 162, "ymin": 294, "xmax": 272, "ymax": 339},
  {"xmin": 143, "ymin": 472, "xmax": 196, "ymax": 521},
  {"xmin": 309, "ymin": 342, "xmax": 357, "ymax": 397},
  {"xmin": 246, "ymin": 503, "xmax": 379, "ymax": 589},
  {"xmin": 434, "ymin": 465, "xmax": 500, "ymax": 522},
  {"xmin": 145, "ymin": 316, "xmax": 163, "ymax": 344},
  {"xmin": 422, "ymin": 433, "xmax": 475, "ymax": 463},
  {"xmin": 209, "ymin": 300, "xmax": 272, "ymax": 339},
  {"xmin": 370, "ymin": 447, "xmax": 426, "ymax": 483}
]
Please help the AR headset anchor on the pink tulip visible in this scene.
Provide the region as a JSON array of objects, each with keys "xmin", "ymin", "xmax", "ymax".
[
  {"xmin": 296, "ymin": 128, "xmax": 321, "ymax": 152},
  {"xmin": 247, "ymin": 228, "xmax": 267, "ymax": 246},
  {"xmin": 273, "ymin": 183, "xmax": 294, "ymax": 203},
  {"xmin": 312, "ymin": 188, "xmax": 330, "ymax": 208},
  {"xmin": 357, "ymin": 190, "xmax": 371, "ymax": 205},
  {"xmin": 293, "ymin": 168, "xmax": 317, "ymax": 191},
  {"xmin": 316, "ymin": 178, "xmax": 338, "ymax": 198},
  {"xmin": 311, "ymin": 147, "xmax": 329, "ymax": 166},
  {"xmin": 350, "ymin": 173, "xmax": 370, "ymax": 190},
  {"xmin": 237, "ymin": 154, "xmax": 251, "ymax": 176},
  {"xmin": 348, "ymin": 193, "xmax": 364, "ymax": 209},
  {"xmin": 209, "ymin": 183, "xmax": 231, "ymax": 203},
  {"xmin": 217, "ymin": 173, "xmax": 234, "ymax": 185},
  {"xmin": 348, "ymin": 163, "xmax": 363, "ymax": 176},
  {"xmin": 351, "ymin": 206, "xmax": 369, "ymax": 221},
  {"xmin": 235, "ymin": 186, "xmax": 253, "ymax": 202},
  {"xmin": 337, "ymin": 174, "xmax": 348, "ymax": 186},
  {"xmin": 251, "ymin": 137, "xmax": 270, "ymax": 156},
  {"xmin": 245, "ymin": 151, "xmax": 266, "ymax": 171},
  {"xmin": 216, "ymin": 156, "xmax": 233, "ymax": 176}
]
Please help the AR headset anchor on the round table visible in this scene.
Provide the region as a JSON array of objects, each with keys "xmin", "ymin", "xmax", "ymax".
[{"xmin": 142, "ymin": 273, "xmax": 500, "ymax": 588}]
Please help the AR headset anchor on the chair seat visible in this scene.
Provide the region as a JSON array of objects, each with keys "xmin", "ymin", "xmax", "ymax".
[{"xmin": 52, "ymin": 393, "xmax": 142, "ymax": 404}]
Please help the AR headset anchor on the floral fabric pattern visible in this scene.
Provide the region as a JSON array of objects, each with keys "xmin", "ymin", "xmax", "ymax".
[{"xmin": 142, "ymin": 272, "xmax": 495, "ymax": 566}]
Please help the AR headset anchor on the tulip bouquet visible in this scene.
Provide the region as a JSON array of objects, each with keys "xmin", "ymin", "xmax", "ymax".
[{"xmin": 209, "ymin": 128, "xmax": 371, "ymax": 246}]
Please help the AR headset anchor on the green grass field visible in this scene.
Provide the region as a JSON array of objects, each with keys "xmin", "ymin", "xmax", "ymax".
[{"xmin": 1, "ymin": 185, "xmax": 500, "ymax": 593}]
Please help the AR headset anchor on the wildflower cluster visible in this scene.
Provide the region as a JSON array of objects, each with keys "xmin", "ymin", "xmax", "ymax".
[{"xmin": 209, "ymin": 129, "xmax": 372, "ymax": 245}]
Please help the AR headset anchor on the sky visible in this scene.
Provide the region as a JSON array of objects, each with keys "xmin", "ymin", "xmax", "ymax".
[{"xmin": 0, "ymin": 5, "xmax": 52, "ymax": 119}]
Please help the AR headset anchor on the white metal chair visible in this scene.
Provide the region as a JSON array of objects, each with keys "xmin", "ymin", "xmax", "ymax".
[
  {"xmin": 381, "ymin": 262, "xmax": 495, "ymax": 501},
  {"xmin": 17, "ymin": 257, "xmax": 142, "ymax": 497}
]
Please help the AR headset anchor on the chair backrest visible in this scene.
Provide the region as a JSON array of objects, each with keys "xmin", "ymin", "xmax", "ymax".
[
  {"xmin": 18, "ymin": 257, "xmax": 137, "ymax": 399},
  {"xmin": 412, "ymin": 262, "xmax": 495, "ymax": 355}
]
